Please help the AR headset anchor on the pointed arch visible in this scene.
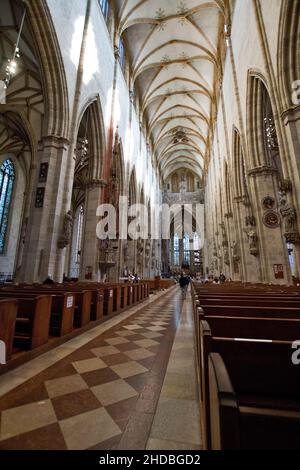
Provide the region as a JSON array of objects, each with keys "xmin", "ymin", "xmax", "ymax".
[
  {"xmin": 128, "ymin": 168, "xmax": 137, "ymax": 205},
  {"xmin": 277, "ymin": 0, "xmax": 300, "ymax": 110},
  {"xmin": 25, "ymin": 0, "xmax": 69, "ymax": 138},
  {"xmin": 76, "ymin": 96, "xmax": 106, "ymax": 181},
  {"xmin": 232, "ymin": 126, "xmax": 248, "ymax": 199},
  {"xmin": 246, "ymin": 71, "xmax": 281, "ymax": 172}
]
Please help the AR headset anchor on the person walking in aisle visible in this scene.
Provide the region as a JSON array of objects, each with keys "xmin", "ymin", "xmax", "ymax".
[{"xmin": 179, "ymin": 273, "xmax": 190, "ymax": 299}]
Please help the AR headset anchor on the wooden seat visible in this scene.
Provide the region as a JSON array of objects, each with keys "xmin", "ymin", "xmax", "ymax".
[
  {"xmin": 208, "ymin": 352, "xmax": 300, "ymax": 449},
  {"xmin": 14, "ymin": 295, "xmax": 52, "ymax": 349}
]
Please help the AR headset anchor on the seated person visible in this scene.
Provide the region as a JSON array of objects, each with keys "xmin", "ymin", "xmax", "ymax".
[{"xmin": 43, "ymin": 276, "xmax": 55, "ymax": 285}]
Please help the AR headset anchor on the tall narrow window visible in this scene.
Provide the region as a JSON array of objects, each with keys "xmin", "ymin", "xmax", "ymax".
[
  {"xmin": 173, "ymin": 233, "xmax": 180, "ymax": 266},
  {"xmin": 76, "ymin": 205, "xmax": 84, "ymax": 264},
  {"xmin": 193, "ymin": 232, "xmax": 200, "ymax": 251},
  {"xmin": 119, "ymin": 36, "xmax": 125, "ymax": 71},
  {"xmin": 287, "ymin": 242, "xmax": 295, "ymax": 275},
  {"xmin": 99, "ymin": 0, "xmax": 110, "ymax": 22},
  {"xmin": 183, "ymin": 234, "xmax": 190, "ymax": 266},
  {"xmin": 0, "ymin": 159, "xmax": 15, "ymax": 254}
]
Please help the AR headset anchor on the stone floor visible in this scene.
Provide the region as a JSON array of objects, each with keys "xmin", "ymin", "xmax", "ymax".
[{"xmin": 0, "ymin": 287, "xmax": 201, "ymax": 450}]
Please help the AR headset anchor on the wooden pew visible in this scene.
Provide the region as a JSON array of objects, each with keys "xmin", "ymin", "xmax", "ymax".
[
  {"xmin": 0, "ymin": 299, "xmax": 18, "ymax": 361},
  {"xmin": 9, "ymin": 287, "xmax": 91, "ymax": 328},
  {"xmin": 0, "ymin": 291, "xmax": 75, "ymax": 337},
  {"xmin": 14, "ymin": 295, "xmax": 52, "ymax": 350},
  {"xmin": 208, "ymin": 352, "xmax": 239, "ymax": 449},
  {"xmin": 208, "ymin": 352, "xmax": 300, "ymax": 449},
  {"xmin": 199, "ymin": 304, "xmax": 300, "ymax": 319},
  {"xmin": 103, "ymin": 287, "xmax": 113, "ymax": 316},
  {"xmin": 200, "ymin": 319, "xmax": 300, "ymax": 449}
]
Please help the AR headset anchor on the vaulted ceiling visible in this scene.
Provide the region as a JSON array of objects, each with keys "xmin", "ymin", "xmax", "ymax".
[{"xmin": 115, "ymin": 0, "xmax": 227, "ymax": 182}]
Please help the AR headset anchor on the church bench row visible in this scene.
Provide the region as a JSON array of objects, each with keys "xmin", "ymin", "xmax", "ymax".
[
  {"xmin": 0, "ymin": 295, "xmax": 52, "ymax": 356},
  {"xmin": 5, "ymin": 282, "xmax": 148, "ymax": 319},
  {"xmin": 200, "ymin": 320, "xmax": 300, "ymax": 449},
  {"xmin": 0, "ymin": 282, "xmax": 149, "ymax": 363},
  {"xmin": 197, "ymin": 316, "xmax": 300, "ymax": 448},
  {"xmin": 193, "ymin": 302, "xmax": 300, "ymax": 381},
  {"xmin": 208, "ymin": 351, "xmax": 300, "ymax": 449},
  {"xmin": 0, "ymin": 291, "xmax": 75, "ymax": 336},
  {"xmin": 191, "ymin": 283, "xmax": 300, "ymax": 449},
  {"xmin": 192, "ymin": 281, "xmax": 300, "ymax": 293}
]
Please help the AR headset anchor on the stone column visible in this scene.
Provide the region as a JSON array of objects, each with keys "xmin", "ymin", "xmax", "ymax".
[
  {"xmin": 232, "ymin": 196, "xmax": 261, "ymax": 282},
  {"xmin": 248, "ymin": 166, "xmax": 292, "ymax": 284},
  {"xmin": 282, "ymin": 106, "xmax": 300, "ymax": 216},
  {"xmin": 19, "ymin": 135, "xmax": 70, "ymax": 283},
  {"xmin": 79, "ymin": 180, "xmax": 105, "ymax": 282}
]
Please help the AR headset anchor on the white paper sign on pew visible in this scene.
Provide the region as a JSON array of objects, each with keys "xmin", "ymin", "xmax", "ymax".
[
  {"xmin": 67, "ymin": 296, "xmax": 73, "ymax": 308},
  {"xmin": 0, "ymin": 340, "xmax": 6, "ymax": 364}
]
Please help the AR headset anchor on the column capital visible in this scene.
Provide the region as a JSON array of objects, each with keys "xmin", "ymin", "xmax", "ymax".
[
  {"xmin": 281, "ymin": 104, "xmax": 300, "ymax": 124},
  {"xmin": 38, "ymin": 135, "xmax": 70, "ymax": 151},
  {"xmin": 248, "ymin": 165, "xmax": 277, "ymax": 177},
  {"xmin": 86, "ymin": 179, "xmax": 107, "ymax": 189}
]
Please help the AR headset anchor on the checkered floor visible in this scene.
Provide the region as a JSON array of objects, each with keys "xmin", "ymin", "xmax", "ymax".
[{"xmin": 0, "ymin": 290, "xmax": 180, "ymax": 450}]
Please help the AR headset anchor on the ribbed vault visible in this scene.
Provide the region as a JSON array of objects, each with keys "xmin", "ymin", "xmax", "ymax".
[{"xmin": 115, "ymin": 0, "xmax": 226, "ymax": 182}]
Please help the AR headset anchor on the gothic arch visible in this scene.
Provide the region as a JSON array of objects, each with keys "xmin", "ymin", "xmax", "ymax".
[
  {"xmin": 246, "ymin": 71, "xmax": 281, "ymax": 171},
  {"xmin": 0, "ymin": 108, "xmax": 39, "ymax": 276},
  {"xmin": 76, "ymin": 96, "xmax": 106, "ymax": 181},
  {"xmin": 277, "ymin": 0, "xmax": 300, "ymax": 111},
  {"xmin": 24, "ymin": 0, "xmax": 69, "ymax": 138}
]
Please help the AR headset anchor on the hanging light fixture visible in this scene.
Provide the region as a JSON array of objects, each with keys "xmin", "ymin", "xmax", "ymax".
[{"xmin": 4, "ymin": 8, "xmax": 26, "ymax": 89}]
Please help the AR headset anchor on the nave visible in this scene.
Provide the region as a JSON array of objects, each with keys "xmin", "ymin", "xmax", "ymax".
[{"xmin": 0, "ymin": 287, "xmax": 201, "ymax": 450}]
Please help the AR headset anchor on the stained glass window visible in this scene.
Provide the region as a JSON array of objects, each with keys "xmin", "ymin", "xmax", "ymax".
[
  {"xmin": 0, "ymin": 159, "xmax": 15, "ymax": 254},
  {"xmin": 173, "ymin": 233, "xmax": 180, "ymax": 266},
  {"xmin": 183, "ymin": 234, "xmax": 190, "ymax": 265},
  {"xmin": 99, "ymin": 0, "xmax": 110, "ymax": 22},
  {"xmin": 287, "ymin": 242, "xmax": 294, "ymax": 275}
]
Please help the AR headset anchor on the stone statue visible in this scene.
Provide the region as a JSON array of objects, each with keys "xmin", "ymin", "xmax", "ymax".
[
  {"xmin": 137, "ymin": 238, "xmax": 144, "ymax": 266},
  {"xmin": 223, "ymin": 246, "xmax": 230, "ymax": 266},
  {"xmin": 63, "ymin": 211, "xmax": 73, "ymax": 240},
  {"xmin": 245, "ymin": 215, "xmax": 256, "ymax": 227},
  {"xmin": 232, "ymin": 240, "xmax": 240, "ymax": 263},
  {"xmin": 109, "ymin": 174, "xmax": 119, "ymax": 207},
  {"xmin": 58, "ymin": 210, "xmax": 73, "ymax": 248},
  {"xmin": 244, "ymin": 229, "xmax": 259, "ymax": 256},
  {"xmin": 145, "ymin": 240, "xmax": 151, "ymax": 259},
  {"xmin": 279, "ymin": 190, "xmax": 298, "ymax": 233}
]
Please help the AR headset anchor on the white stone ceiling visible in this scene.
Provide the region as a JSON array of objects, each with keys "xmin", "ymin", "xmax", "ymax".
[{"xmin": 115, "ymin": 0, "xmax": 226, "ymax": 181}]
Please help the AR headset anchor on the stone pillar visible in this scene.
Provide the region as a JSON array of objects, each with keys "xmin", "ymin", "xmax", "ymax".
[
  {"xmin": 127, "ymin": 240, "xmax": 136, "ymax": 274},
  {"xmin": 282, "ymin": 106, "xmax": 300, "ymax": 210},
  {"xmin": 233, "ymin": 197, "xmax": 261, "ymax": 282},
  {"xmin": 19, "ymin": 136, "xmax": 70, "ymax": 283},
  {"xmin": 79, "ymin": 180, "xmax": 104, "ymax": 282},
  {"xmin": 248, "ymin": 166, "xmax": 292, "ymax": 284}
]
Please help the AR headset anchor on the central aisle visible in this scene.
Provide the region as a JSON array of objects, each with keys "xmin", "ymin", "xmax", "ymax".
[{"xmin": 0, "ymin": 287, "xmax": 201, "ymax": 450}]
